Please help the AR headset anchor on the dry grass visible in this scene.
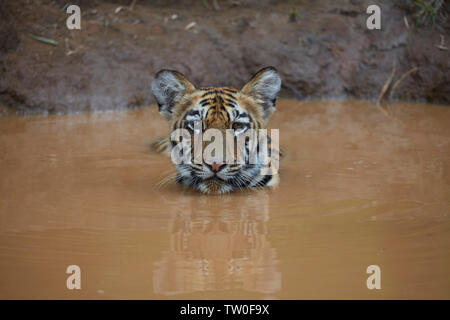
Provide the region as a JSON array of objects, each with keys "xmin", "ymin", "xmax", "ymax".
[{"xmin": 377, "ymin": 65, "xmax": 422, "ymax": 106}]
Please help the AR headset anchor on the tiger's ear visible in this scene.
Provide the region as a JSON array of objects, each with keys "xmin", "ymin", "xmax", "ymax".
[
  {"xmin": 241, "ymin": 67, "xmax": 281, "ymax": 120},
  {"xmin": 151, "ymin": 70, "xmax": 196, "ymax": 120}
]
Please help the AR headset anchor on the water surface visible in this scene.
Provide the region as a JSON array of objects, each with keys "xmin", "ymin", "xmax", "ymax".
[{"xmin": 0, "ymin": 100, "xmax": 449, "ymax": 299}]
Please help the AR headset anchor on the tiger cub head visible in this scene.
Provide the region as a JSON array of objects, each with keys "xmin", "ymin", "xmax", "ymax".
[{"xmin": 151, "ymin": 67, "xmax": 281, "ymax": 194}]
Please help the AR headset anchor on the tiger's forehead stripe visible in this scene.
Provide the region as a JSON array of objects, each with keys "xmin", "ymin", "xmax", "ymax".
[
  {"xmin": 196, "ymin": 88, "xmax": 237, "ymax": 125},
  {"xmin": 173, "ymin": 85, "xmax": 267, "ymax": 131}
]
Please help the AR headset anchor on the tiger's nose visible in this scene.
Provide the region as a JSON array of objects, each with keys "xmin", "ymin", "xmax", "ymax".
[{"xmin": 208, "ymin": 162, "xmax": 226, "ymax": 173}]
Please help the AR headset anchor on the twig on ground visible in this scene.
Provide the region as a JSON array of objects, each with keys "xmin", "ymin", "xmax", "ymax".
[
  {"xmin": 435, "ymin": 35, "xmax": 448, "ymax": 50},
  {"xmin": 377, "ymin": 64, "xmax": 396, "ymax": 106},
  {"xmin": 403, "ymin": 16, "xmax": 410, "ymax": 29},
  {"xmin": 27, "ymin": 33, "xmax": 59, "ymax": 46},
  {"xmin": 389, "ymin": 67, "xmax": 421, "ymax": 100}
]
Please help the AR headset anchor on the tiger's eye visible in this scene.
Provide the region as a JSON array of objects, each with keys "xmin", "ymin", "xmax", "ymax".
[{"xmin": 232, "ymin": 122, "xmax": 245, "ymax": 130}]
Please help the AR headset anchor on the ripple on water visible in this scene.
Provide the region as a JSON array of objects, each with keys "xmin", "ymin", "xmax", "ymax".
[{"xmin": 0, "ymin": 100, "xmax": 449, "ymax": 299}]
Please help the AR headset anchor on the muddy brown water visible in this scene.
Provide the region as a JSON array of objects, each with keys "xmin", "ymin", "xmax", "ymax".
[{"xmin": 0, "ymin": 100, "xmax": 449, "ymax": 299}]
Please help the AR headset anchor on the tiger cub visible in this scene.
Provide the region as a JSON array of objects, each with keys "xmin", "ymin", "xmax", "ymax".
[{"xmin": 151, "ymin": 67, "xmax": 281, "ymax": 194}]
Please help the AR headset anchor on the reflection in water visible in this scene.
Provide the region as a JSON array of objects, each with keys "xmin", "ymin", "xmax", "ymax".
[
  {"xmin": 0, "ymin": 100, "xmax": 449, "ymax": 299},
  {"xmin": 153, "ymin": 193, "xmax": 281, "ymax": 296}
]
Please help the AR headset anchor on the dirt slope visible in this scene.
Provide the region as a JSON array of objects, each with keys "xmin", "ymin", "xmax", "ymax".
[{"xmin": 0, "ymin": 0, "xmax": 449, "ymax": 114}]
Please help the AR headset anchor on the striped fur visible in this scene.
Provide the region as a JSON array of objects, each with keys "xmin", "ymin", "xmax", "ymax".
[{"xmin": 152, "ymin": 67, "xmax": 281, "ymax": 194}]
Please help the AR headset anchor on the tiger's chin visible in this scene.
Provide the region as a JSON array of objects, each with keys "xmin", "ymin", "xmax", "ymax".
[
  {"xmin": 197, "ymin": 178, "xmax": 234, "ymax": 195},
  {"xmin": 176, "ymin": 172, "xmax": 279, "ymax": 194}
]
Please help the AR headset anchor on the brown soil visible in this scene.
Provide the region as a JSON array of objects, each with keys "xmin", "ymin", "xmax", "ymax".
[{"xmin": 0, "ymin": 0, "xmax": 449, "ymax": 114}]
